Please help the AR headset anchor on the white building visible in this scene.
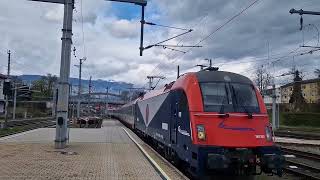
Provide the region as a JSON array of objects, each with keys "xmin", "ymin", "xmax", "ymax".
[
  {"xmin": 263, "ymin": 87, "xmax": 282, "ymax": 105},
  {"xmin": 0, "ymin": 74, "xmax": 6, "ymax": 114}
]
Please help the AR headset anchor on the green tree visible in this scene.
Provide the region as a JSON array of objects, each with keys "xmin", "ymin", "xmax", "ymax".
[
  {"xmin": 289, "ymin": 70, "xmax": 307, "ymax": 112},
  {"xmin": 31, "ymin": 74, "xmax": 58, "ymax": 100}
]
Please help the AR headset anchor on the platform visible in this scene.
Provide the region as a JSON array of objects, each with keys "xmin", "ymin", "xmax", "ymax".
[
  {"xmin": 0, "ymin": 119, "xmax": 187, "ymax": 180},
  {"xmin": 275, "ymin": 136, "xmax": 320, "ymax": 146}
]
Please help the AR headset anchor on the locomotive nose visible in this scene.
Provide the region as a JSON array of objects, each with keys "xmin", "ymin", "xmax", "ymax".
[{"xmin": 192, "ymin": 113, "xmax": 274, "ymax": 147}]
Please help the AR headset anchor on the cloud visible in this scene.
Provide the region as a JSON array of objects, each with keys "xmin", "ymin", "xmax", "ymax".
[
  {"xmin": 0, "ymin": 0, "xmax": 319, "ymax": 88},
  {"xmin": 106, "ymin": 19, "xmax": 140, "ymax": 39}
]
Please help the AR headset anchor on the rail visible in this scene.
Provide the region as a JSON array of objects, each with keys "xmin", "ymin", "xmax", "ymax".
[
  {"xmin": 0, "ymin": 117, "xmax": 55, "ymax": 137},
  {"xmin": 275, "ymin": 131, "xmax": 320, "ymax": 140},
  {"xmin": 281, "ymin": 146, "xmax": 320, "ymax": 179}
]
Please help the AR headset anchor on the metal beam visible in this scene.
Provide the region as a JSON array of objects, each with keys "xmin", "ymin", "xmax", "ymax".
[
  {"xmin": 28, "ymin": 0, "xmax": 65, "ymax": 4},
  {"xmin": 290, "ymin": 9, "xmax": 320, "ymax": 16},
  {"xmin": 105, "ymin": 0, "xmax": 147, "ymax": 6},
  {"xmin": 81, "ymin": 92, "xmax": 121, "ymax": 97}
]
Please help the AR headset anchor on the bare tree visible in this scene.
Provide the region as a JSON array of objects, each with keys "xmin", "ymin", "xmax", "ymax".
[
  {"xmin": 254, "ymin": 66, "xmax": 273, "ymax": 96},
  {"xmin": 315, "ymin": 68, "xmax": 320, "ymax": 78},
  {"xmin": 120, "ymin": 91, "xmax": 130, "ymax": 102}
]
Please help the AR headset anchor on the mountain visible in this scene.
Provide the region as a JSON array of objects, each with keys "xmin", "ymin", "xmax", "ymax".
[{"xmin": 18, "ymin": 74, "xmax": 134, "ymax": 94}]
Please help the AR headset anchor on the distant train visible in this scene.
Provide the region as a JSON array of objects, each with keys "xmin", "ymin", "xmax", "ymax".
[{"xmin": 111, "ymin": 69, "xmax": 284, "ymax": 179}]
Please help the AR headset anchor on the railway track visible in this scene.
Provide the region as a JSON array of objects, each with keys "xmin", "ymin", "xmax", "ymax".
[
  {"xmin": 281, "ymin": 146, "xmax": 320, "ymax": 179},
  {"xmin": 0, "ymin": 117, "xmax": 55, "ymax": 138},
  {"xmin": 275, "ymin": 131, "xmax": 320, "ymax": 140}
]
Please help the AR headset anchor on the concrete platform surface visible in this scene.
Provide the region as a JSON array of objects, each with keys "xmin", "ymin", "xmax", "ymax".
[
  {"xmin": 0, "ymin": 120, "xmax": 165, "ymax": 180},
  {"xmin": 0, "ymin": 120, "xmax": 131, "ymax": 143}
]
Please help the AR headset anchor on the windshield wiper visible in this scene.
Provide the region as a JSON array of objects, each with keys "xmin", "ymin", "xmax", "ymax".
[
  {"xmin": 231, "ymin": 85, "xmax": 253, "ymax": 119},
  {"xmin": 219, "ymin": 84, "xmax": 229, "ymax": 118}
]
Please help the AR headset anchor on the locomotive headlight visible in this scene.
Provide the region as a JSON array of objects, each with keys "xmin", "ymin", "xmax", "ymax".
[
  {"xmin": 265, "ymin": 126, "xmax": 273, "ymax": 142},
  {"xmin": 197, "ymin": 125, "xmax": 206, "ymax": 141}
]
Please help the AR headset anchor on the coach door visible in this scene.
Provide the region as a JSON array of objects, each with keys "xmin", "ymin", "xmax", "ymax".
[{"xmin": 170, "ymin": 93, "xmax": 179, "ymax": 145}]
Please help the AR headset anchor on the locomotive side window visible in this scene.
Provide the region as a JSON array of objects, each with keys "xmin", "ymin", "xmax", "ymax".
[{"xmin": 200, "ymin": 83, "xmax": 260, "ymax": 113}]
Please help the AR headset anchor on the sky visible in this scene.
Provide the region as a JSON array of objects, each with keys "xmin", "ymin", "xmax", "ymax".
[{"xmin": 0, "ymin": 0, "xmax": 320, "ymax": 89}]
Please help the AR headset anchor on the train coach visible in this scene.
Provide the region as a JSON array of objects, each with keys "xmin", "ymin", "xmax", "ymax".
[{"xmin": 111, "ymin": 69, "xmax": 284, "ymax": 179}]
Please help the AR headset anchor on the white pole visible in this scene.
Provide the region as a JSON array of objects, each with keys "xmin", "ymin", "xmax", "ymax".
[
  {"xmin": 272, "ymin": 84, "xmax": 276, "ymax": 130},
  {"xmin": 55, "ymin": 0, "xmax": 74, "ymax": 149}
]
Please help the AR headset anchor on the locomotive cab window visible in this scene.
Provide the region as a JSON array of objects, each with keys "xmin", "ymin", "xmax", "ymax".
[{"xmin": 200, "ymin": 82, "xmax": 260, "ymax": 113}]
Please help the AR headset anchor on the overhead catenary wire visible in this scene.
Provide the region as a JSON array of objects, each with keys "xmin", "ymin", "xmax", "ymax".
[
  {"xmin": 220, "ymin": 35, "xmax": 320, "ymax": 66},
  {"xmin": 144, "ymin": 29, "xmax": 193, "ymax": 50},
  {"xmin": 198, "ymin": 34, "xmax": 319, "ymax": 76},
  {"xmin": 144, "ymin": 22, "xmax": 191, "ymax": 31},
  {"xmin": 213, "ymin": 33, "xmax": 320, "ymax": 68},
  {"xmin": 144, "ymin": 0, "xmax": 262, "ymax": 89},
  {"xmin": 141, "ymin": 14, "xmax": 210, "ymax": 89},
  {"xmin": 169, "ymin": 0, "xmax": 261, "ymax": 65},
  {"xmin": 144, "ymin": 14, "xmax": 210, "ymax": 80},
  {"xmin": 193, "ymin": 0, "xmax": 261, "ymax": 46},
  {"xmin": 239, "ymin": 48, "xmax": 319, "ymax": 75},
  {"xmin": 162, "ymin": 46, "xmax": 186, "ymax": 54}
]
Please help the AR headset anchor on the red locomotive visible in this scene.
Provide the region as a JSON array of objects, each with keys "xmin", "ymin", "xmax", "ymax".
[{"xmin": 112, "ymin": 69, "xmax": 284, "ymax": 179}]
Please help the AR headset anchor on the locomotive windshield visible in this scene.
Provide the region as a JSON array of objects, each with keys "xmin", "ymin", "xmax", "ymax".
[{"xmin": 200, "ymin": 82, "xmax": 260, "ymax": 113}]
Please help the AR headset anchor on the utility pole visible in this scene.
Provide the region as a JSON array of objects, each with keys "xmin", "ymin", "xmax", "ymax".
[
  {"xmin": 260, "ymin": 65, "xmax": 264, "ymax": 97},
  {"xmin": 277, "ymin": 101, "xmax": 280, "ymax": 129},
  {"xmin": 147, "ymin": 76, "xmax": 165, "ymax": 90},
  {"xmin": 177, "ymin": 65, "xmax": 180, "ymax": 79},
  {"xmin": 68, "ymin": 84, "xmax": 71, "ymax": 118},
  {"xmin": 27, "ymin": 0, "xmax": 146, "ymax": 149},
  {"xmin": 272, "ymin": 84, "xmax": 277, "ymax": 130},
  {"xmin": 88, "ymin": 76, "xmax": 92, "ymax": 115},
  {"xmin": 70, "ymin": 84, "xmax": 74, "ymax": 118},
  {"xmin": 7, "ymin": 50, "xmax": 11, "ymax": 77},
  {"xmin": 105, "ymin": 87, "xmax": 109, "ymax": 116},
  {"xmin": 205, "ymin": 58, "xmax": 212, "ymax": 68},
  {"xmin": 13, "ymin": 85, "xmax": 17, "ymax": 120},
  {"xmin": 76, "ymin": 57, "xmax": 86, "ymax": 119},
  {"xmin": 29, "ymin": 0, "xmax": 75, "ymax": 149},
  {"xmin": 12, "ymin": 84, "xmax": 30, "ymax": 120},
  {"xmin": 27, "ymin": 0, "xmax": 76, "ymax": 149},
  {"xmin": 104, "ymin": 0, "xmax": 147, "ymax": 56},
  {"xmin": 11, "ymin": 83, "xmax": 30, "ymax": 120},
  {"xmin": 52, "ymin": 86, "xmax": 57, "ymax": 118},
  {"xmin": 4, "ymin": 50, "xmax": 11, "ymax": 129},
  {"xmin": 54, "ymin": 0, "xmax": 74, "ymax": 149}
]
